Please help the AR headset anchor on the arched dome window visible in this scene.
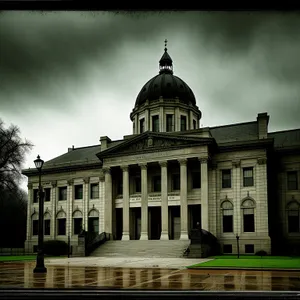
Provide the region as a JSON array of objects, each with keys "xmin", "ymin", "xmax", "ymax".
[
  {"xmin": 241, "ymin": 198, "xmax": 255, "ymax": 232},
  {"xmin": 56, "ymin": 210, "xmax": 66, "ymax": 236},
  {"xmin": 73, "ymin": 210, "xmax": 83, "ymax": 235},
  {"xmin": 44, "ymin": 212, "xmax": 51, "ymax": 236}
]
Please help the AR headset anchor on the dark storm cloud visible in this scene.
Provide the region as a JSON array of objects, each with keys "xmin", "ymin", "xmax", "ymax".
[{"xmin": 1, "ymin": 10, "xmax": 300, "ymax": 130}]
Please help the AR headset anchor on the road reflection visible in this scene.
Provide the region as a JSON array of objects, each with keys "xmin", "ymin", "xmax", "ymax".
[{"xmin": 0, "ymin": 261, "xmax": 299, "ymax": 291}]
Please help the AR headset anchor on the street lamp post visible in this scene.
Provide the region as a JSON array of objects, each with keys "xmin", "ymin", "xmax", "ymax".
[
  {"xmin": 33, "ymin": 155, "xmax": 47, "ymax": 273},
  {"xmin": 236, "ymin": 234, "xmax": 240, "ymax": 259}
]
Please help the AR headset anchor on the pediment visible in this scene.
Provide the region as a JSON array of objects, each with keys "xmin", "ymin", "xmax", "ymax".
[{"xmin": 97, "ymin": 132, "xmax": 213, "ymax": 158}]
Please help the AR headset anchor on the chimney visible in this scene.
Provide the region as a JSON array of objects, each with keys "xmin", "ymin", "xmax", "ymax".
[
  {"xmin": 68, "ymin": 145, "xmax": 75, "ymax": 152},
  {"xmin": 100, "ymin": 136, "xmax": 111, "ymax": 150},
  {"xmin": 257, "ymin": 112, "xmax": 269, "ymax": 139}
]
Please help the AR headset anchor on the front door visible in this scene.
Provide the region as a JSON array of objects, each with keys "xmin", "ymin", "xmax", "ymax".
[
  {"xmin": 173, "ymin": 217, "xmax": 181, "ymax": 240},
  {"xmin": 149, "ymin": 207, "xmax": 161, "ymax": 240}
]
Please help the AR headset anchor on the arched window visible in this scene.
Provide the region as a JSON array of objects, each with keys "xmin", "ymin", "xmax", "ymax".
[
  {"xmin": 57, "ymin": 211, "xmax": 66, "ymax": 236},
  {"xmin": 73, "ymin": 210, "xmax": 83, "ymax": 235},
  {"xmin": 221, "ymin": 201, "xmax": 233, "ymax": 233},
  {"xmin": 44, "ymin": 212, "xmax": 51, "ymax": 236},
  {"xmin": 32, "ymin": 213, "xmax": 39, "ymax": 236},
  {"xmin": 287, "ymin": 202, "xmax": 300, "ymax": 233},
  {"xmin": 242, "ymin": 199, "xmax": 255, "ymax": 232},
  {"xmin": 88, "ymin": 209, "xmax": 99, "ymax": 234}
]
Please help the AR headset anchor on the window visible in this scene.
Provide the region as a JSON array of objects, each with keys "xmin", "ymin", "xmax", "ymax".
[
  {"xmin": 221, "ymin": 201, "xmax": 233, "ymax": 233},
  {"xmin": 287, "ymin": 171, "xmax": 298, "ymax": 190},
  {"xmin": 152, "ymin": 115, "xmax": 159, "ymax": 132},
  {"xmin": 242, "ymin": 199, "xmax": 255, "ymax": 232},
  {"xmin": 166, "ymin": 114, "xmax": 174, "ymax": 132},
  {"xmin": 74, "ymin": 185, "xmax": 83, "ymax": 199},
  {"xmin": 135, "ymin": 177, "xmax": 141, "ymax": 193},
  {"xmin": 243, "ymin": 167, "xmax": 254, "ymax": 187},
  {"xmin": 245, "ymin": 244, "xmax": 254, "ymax": 254},
  {"xmin": 172, "ymin": 174, "xmax": 180, "ymax": 190},
  {"xmin": 180, "ymin": 115, "xmax": 187, "ymax": 131},
  {"xmin": 57, "ymin": 218, "xmax": 66, "ymax": 235},
  {"xmin": 223, "ymin": 244, "xmax": 232, "ymax": 254},
  {"xmin": 32, "ymin": 220, "xmax": 38, "ymax": 235},
  {"xmin": 287, "ymin": 202, "xmax": 300, "ymax": 233},
  {"xmin": 90, "ymin": 183, "xmax": 99, "ymax": 199},
  {"xmin": 222, "ymin": 169, "xmax": 231, "ymax": 188},
  {"xmin": 44, "ymin": 219, "xmax": 50, "ymax": 235},
  {"xmin": 44, "ymin": 188, "xmax": 51, "ymax": 202},
  {"xmin": 193, "ymin": 119, "xmax": 197, "ymax": 129},
  {"xmin": 59, "ymin": 187, "xmax": 67, "ymax": 201},
  {"xmin": 140, "ymin": 118, "xmax": 145, "ymax": 133},
  {"xmin": 153, "ymin": 175, "xmax": 161, "ymax": 192},
  {"xmin": 192, "ymin": 172, "xmax": 201, "ymax": 189},
  {"xmin": 33, "ymin": 189, "xmax": 39, "ymax": 203},
  {"xmin": 74, "ymin": 218, "xmax": 82, "ymax": 235},
  {"xmin": 88, "ymin": 209, "xmax": 99, "ymax": 234}
]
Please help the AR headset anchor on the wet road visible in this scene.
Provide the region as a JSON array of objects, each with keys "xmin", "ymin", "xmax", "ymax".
[{"xmin": 0, "ymin": 261, "xmax": 300, "ymax": 291}]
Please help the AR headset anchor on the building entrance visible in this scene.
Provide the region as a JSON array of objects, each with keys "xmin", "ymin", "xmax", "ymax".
[{"xmin": 149, "ymin": 207, "xmax": 161, "ymax": 240}]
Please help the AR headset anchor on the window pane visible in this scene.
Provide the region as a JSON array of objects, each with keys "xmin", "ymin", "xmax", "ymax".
[
  {"xmin": 245, "ymin": 244, "xmax": 254, "ymax": 253},
  {"xmin": 153, "ymin": 176, "xmax": 161, "ymax": 192},
  {"xmin": 243, "ymin": 214, "xmax": 255, "ymax": 232},
  {"xmin": 135, "ymin": 177, "xmax": 141, "ymax": 193},
  {"xmin": 166, "ymin": 114, "xmax": 174, "ymax": 132},
  {"xmin": 32, "ymin": 220, "xmax": 39, "ymax": 235},
  {"xmin": 44, "ymin": 188, "xmax": 51, "ymax": 202},
  {"xmin": 140, "ymin": 118, "xmax": 145, "ymax": 133},
  {"xmin": 90, "ymin": 183, "xmax": 99, "ymax": 199},
  {"xmin": 192, "ymin": 172, "xmax": 201, "ymax": 189},
  {"xmin": 58, "ymin": 219, "xmax": 66, "ymax": 235},
  {"xmin": 74, "ymin": 218, "xmax": 83, "ymax": 235},
  {"xmin": 223, "ymin": 215, "xmax": 233, "ymax": 232},
  {"xmin": 180, "ymin": 116, "xmax": 187, "ymax": 131},
  {"xmin": 44, "ymin": 219, "xmax": 50, "ymax": 235},
  {"xmin": 222, "ymin": 170, "xmax": 231, "ymax": 188},
  {"xmin": 75, "ymin": 185, "xmax": 83, "ymax": 199},
  {"xmin": 287, "ymin": 171, "xmax": 298, "ymax": 190},
  {"xmin": 193, "ymin": 120, "xmax": 197, "ymax": 130},
  {"xmin": 59, "ymin": 187, "xmax": 67, "ymax": 201},
  {"xmin": 288, "ymin": 214, "xmax": 299, "ymax": 233},
  {"xmin": 172, "ymin": 174, "xmax": 180, "ymax": 190},
  {"xmin": 152, "ymin": 115, "xmax": 159, "ymax": 132},
  {"xmin": 243, "ymin": 168, "xmax": 254, "ymax": 187},
  {"xmin": 33, "ymin": 189, "xmax": 39, "ymax": 203}
]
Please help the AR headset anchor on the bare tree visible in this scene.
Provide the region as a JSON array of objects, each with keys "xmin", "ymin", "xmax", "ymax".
[
  {"xmin": 0, "ymin": 119, "xmax": 32, "ymax": 247},
  {"xmin": 0, "ymin": 119, "xmax": 33, "ymax": 191}
]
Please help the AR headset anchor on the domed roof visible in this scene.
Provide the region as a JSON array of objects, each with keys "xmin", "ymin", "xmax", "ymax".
[{"xmin": 134, "ymin": 43, "xmax": 196, "ymax": 108}]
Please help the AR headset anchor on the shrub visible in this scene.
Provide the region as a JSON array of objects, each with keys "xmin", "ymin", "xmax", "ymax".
[
  {"xmin": 255, "ymin": 250, "xmax": 267, "ymax": 257},
  {"xmin": 43, "ymin": 240, "xmax": 69, "ymax": 256}
]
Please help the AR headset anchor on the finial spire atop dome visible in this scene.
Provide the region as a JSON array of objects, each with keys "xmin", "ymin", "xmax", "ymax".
[{"xmin": 159, "ymin": 39, "xmax": 173, "ymax": 74}]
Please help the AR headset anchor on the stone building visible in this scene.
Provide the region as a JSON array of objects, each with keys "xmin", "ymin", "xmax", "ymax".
[{"xmin": 22, "ymin": 45, "xmax": 300, "ymax": 256}]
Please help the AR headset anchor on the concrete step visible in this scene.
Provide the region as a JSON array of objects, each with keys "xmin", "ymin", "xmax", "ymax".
[{"xmin": 90, "ymin": 240, "xmax": 190, "ymax": 258}]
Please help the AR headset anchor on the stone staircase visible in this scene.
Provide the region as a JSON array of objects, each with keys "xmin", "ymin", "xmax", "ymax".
[{"xmin": 89, "ymin": 240, "xmax": 190, "ymax": 258}]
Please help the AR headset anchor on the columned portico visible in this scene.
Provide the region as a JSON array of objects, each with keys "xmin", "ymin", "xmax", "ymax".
[
  {"xmin": 121, "ymin": 165, "xmax": 130, "ymax": 240},
  {"xmin": 104, "ymin": 168, "xmax": 113, "ymax": 236},
  {"xmin": 200, "ymin": 157, "xmax": 209, "ymax": 231},
  {"xmin": 140, "ymin": 163, "xmax": 148, "ymax": 240},
  {"xmin": 179, "ymin": 159, "xmax": 189, "ymax": 240},
  {"xmin": 159, "ymin": 161, "xmax": 169, "ymax": 240}
]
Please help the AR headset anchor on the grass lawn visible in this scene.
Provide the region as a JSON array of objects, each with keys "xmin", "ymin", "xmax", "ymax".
[
  {"xmin": 187, "ymin": 255, "xmax": 300, "ymax": 269},
  {"xmin": 0, "ymin": 255, "xmax": 67, "ymax": 262}
]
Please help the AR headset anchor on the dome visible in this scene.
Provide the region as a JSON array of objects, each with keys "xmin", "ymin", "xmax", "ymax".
[
  {"xmin": 134, "ymin": 73, "xmax": 196, "ymax": 107},
  {"xmin": 134, "ymin": 44, "xmax": 196, "ymax": 108}
]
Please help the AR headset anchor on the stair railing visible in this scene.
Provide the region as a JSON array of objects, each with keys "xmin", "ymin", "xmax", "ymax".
[{"xmin": 85, "ymin": 231, "xmax": 109, "ymax": 256}]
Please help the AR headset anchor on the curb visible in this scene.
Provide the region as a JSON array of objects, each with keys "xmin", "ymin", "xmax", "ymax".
[{"xmin": 186, "ymin": 267, "xmax": 300, "ymax": 272}]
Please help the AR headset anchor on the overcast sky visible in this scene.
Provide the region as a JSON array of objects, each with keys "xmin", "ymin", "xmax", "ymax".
[{"xmin": 1, "ymin": 10, "xmax": 300, "ymax": 191}]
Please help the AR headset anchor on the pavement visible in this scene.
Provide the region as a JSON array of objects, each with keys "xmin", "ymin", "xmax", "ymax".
[{"xmin": 44, "ymin": 256, "xmax": 212, "ymax": 269}]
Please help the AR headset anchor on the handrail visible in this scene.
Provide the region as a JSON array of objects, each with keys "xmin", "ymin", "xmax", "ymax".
[{"xmin": 85, "ymin": 231, "xmax": 108, "ymax": 256}]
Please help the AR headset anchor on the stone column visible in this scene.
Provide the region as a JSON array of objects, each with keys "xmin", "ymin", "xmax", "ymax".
[
  {"xmin": 140, "ymin": 163, "xmax": 148, "ymax": 240},
  {"xmin": 232, "ymin": 160, "xmax": 241, "ymax": 235},
  {"xmin": 200, "ymin": 157, "xmax": 209, "ymax": 231},
  {"xmin": 179, "ymin": 159, "xmax": 189, "ymax": 240},
  {"xmin": 104, "ymin": 168, "xmax": 113, "ymax": 237},
  {"xmin": 51, "ymin": 181, "xmax": 57, "ymax": 238},
  {"xmin": 99, "ymin": 171, "xmax": 105, "ymax": 233},
  {"xmin": 83, "ymin": 177, "xmax": 90, "ymax": 231},
  {"xmin": 160, "ymin": 161, "xmax": 169, "ymax": 240},
  {"xmin": 26, "ymin": 183, "xmax": 33, "ymax": 241},
  {"xmin": 121, "ymin": 165, "xmax": 130, "ymax": 240},
  {"xmin": 67, "ymin": 180, "xmax": 73, "ymax": 237}
]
